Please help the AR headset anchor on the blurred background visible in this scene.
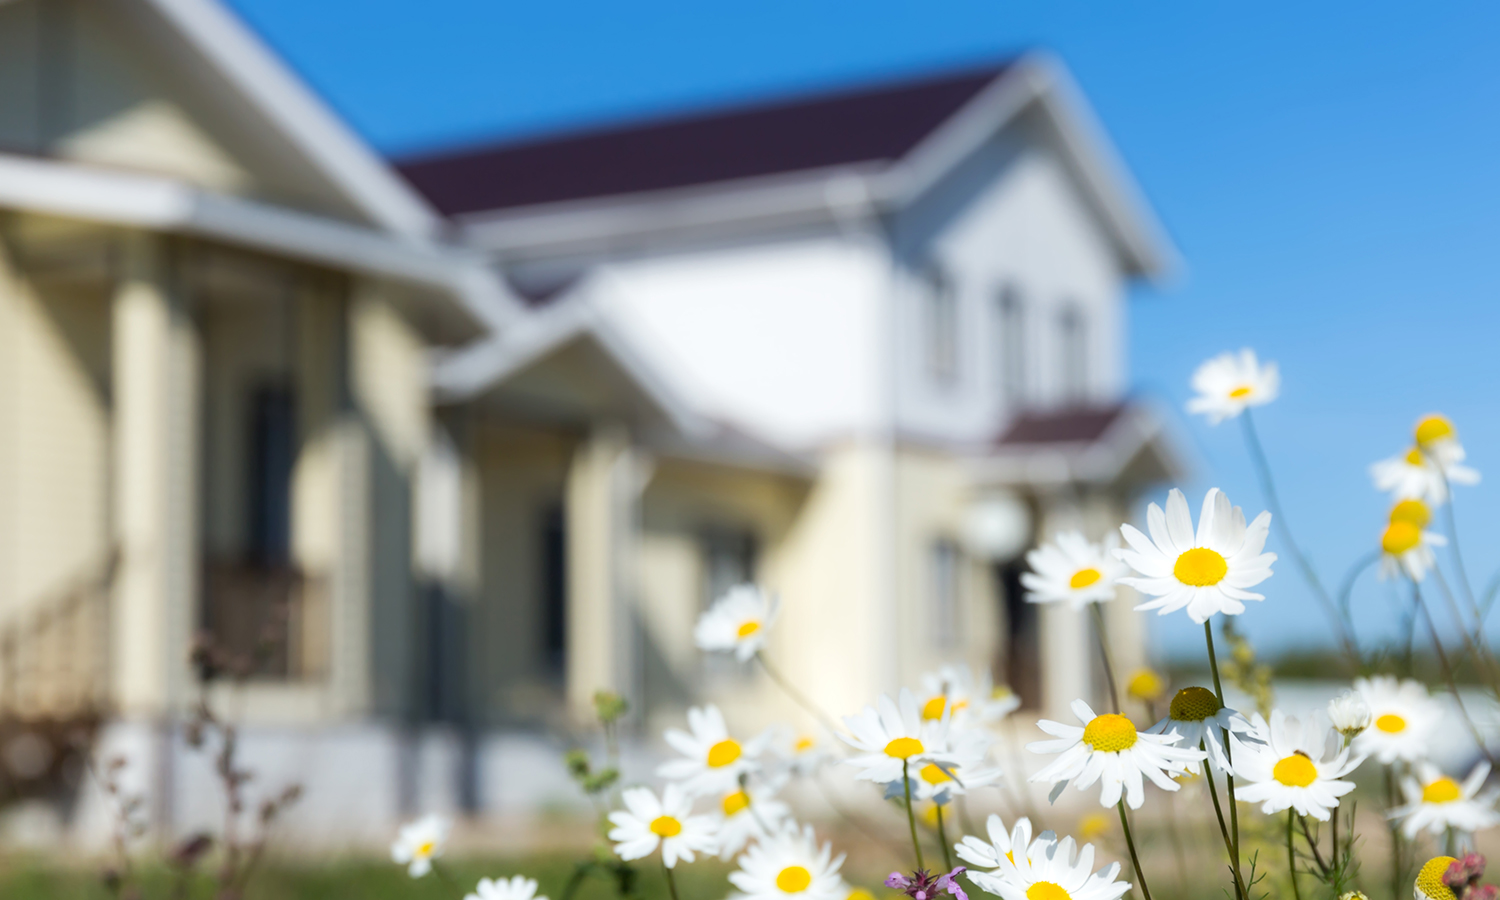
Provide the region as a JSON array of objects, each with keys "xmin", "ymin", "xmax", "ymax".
[{"xmin": 1, "ymin": 0, "xmax": 1498, "ymax": 885}]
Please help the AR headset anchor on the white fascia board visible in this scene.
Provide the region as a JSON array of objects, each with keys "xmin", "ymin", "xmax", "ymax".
[
  {"xmin": 0, "ymin": 153, "xmax": 508, "ymax": 332},
  {"xmin": 132, "ymin": 0, "xmax": 441, "ymax": 240}
]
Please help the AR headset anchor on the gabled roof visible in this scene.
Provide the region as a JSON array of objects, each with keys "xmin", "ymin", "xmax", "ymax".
[
  {"xmin": 973, "ymin": 401, "xmax": 1188, "ymax": 489},
  {"xmin": 394, "ymin": 62, "xmax": 1013, "ymax": 217}
]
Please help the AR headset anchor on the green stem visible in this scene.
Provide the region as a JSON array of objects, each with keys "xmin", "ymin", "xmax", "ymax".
[
  {"xmin": 662, "ymin": 858, "xmax": 681, "ymax": 900},
  {"xmin": 903, "ymin": 760, "xmax": 925, "ymax": 871},
  {"xmin": 1412, "ymin": 580, "xmax": 1496, "ymax": 765},
  {"xmin": 1202, "ymin": 743, "xmax": 1247, "ymax": 900},
  {"xmin": 1089, "ymin": 603, "xmax": 1121, "ymax": 714},
  {"xmin": 756, "ymin": 651, "xmax": 845, "ymax": 738},
  {"xmin": 1204, "ymin": 622, "xmax": 1245, "ymax": 893},
  {"xmin": 1286, "ymin": 810, "xmax": 1303, "ymax": 900},
  {"xmin": 935, "ymin": 802, "xmax": 954, "ymax": 871},
  {"xmin": 1117, "ymin": 801, "xmax": 1153, "ymax": 900},
  {"xmin": 1387, "ymin": 766, "xmax": 1403, "ymax": 900}
]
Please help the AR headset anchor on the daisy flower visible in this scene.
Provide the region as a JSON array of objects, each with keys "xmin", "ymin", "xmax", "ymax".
[
  {"xmin": 391, "ymin": 814, "xmax": 450, "ymax": 878},
  {"xmin": 1326, "ymin": 689, "xmax": 1371, "ymax": 741},
  {"xmin": 840, "ymin": 689, "xmax": 958, "ymax": 785},
  {"xmin": 886, "ymin": 727, "xmax": 1002, "ymax": 805},
  {"xmin": 1376, "ymin": 500, "xmax": 1447, "ymax": 582},
  {"xmin": 1145, "ymin": 686, "xmax": 1257, "ymax": 773},
  {"xmin": 1231, "ymin": 710, "xmax": 1363, "ymax": 821},
  {"xmin": 714, "ymin": 785, "xmax": 791, "ymax": 859},
  {"xmin": 1027, "ymin": 699, "xmax": 1204, "ymax": 810},
  {"xmin": 1352, "ymin": 675, "xmax": 1445, "ymax": 764},
  {"xmin": 1185, "ymin": 349, "xmax": 1279, "ymax": 424},
  {"xmin": 916, "ymin": 664, "xmax": 1021, "ymax": 725},
  {"xmin": 774, "ymin": 731, "xmax": 832, "ymax": 780},
  {"xmin": 1125, "ymin": 669, "xmax": 1166, "ymax": 706},
  {"xmin": 956, "ymin": 813, "xmax": 1045, "ymax": 880},
  {"xmin": 1021, "ymin": 532, "xmax": 1125, "ymax": 610},
  {"xmin": 728, "ymin": 822, "xmax": 846, "ymax": 900},
  {"xmin": 1415, "ymin": 856, "xmax": 1460, "ymax": 900},
  {"xmin": 1370, "ymin": 447, "xmax": 1479, "ymax": 506},
  {"xmin": 607, "ymin": 784, "xmax": 717, "ymax": 868},
  {"xmin": 1390, "ymin": 761, "xmax": 1500, "ymax": 839},
  {"xmin": 1415, "ymin": 414, "xmax": 1469, "ymax": 468},
  {"xmin": 1115, "ymin": 487, "xmax": 1276, "ymax": 623},
  {"xmin": 982, "ymin": 833, "xmax": 1132, "ymax": 900},
  {"xmin": 658, "ymin": 704, "xmax": 770, "ymax": 796},
  {"xmin": 696, "ymin": 584, "xmax": 780, "ymax": 661},
  {"xmin": 466, "ymin": 876, "xmax": 547, "ymax": 900}
]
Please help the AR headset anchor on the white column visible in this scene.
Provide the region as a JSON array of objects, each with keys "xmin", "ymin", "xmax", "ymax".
[{"xmin": 111, "ymin": 232, "xmax": 199, "ymax": 718}]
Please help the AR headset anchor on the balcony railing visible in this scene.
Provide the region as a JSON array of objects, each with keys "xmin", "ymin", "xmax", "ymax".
[{"xmin": 201, "ymin": 560, "xmax": 328, "ymax": 681}]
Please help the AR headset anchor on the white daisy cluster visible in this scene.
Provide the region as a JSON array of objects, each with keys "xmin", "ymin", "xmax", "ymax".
[{"xmin": 957, "ymin": 813, "xmax": 1131, "ymax": 900}]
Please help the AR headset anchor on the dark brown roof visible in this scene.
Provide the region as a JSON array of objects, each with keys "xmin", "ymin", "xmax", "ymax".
[
  {"xmin": 393, "ymin": 61, "xmax": 1014, "ymax": 218},
  {"xmin": 996, "ymin": 404, "xmax": 1128, "ymax": 446}
]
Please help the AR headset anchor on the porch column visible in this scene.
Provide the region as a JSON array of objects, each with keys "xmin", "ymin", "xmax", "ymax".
[
  {"xmin": 111, "ymin": 232, "xmax": 199, "ymax": 717},
  {"xmin": 564, "ymin": 423, "xmax": 636, "ymax": 722}
]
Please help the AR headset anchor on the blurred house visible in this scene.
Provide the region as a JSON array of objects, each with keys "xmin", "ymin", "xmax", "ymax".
[{"xmin": 0, "ymin": 0, "xmax": 1181, "ymax": 839}]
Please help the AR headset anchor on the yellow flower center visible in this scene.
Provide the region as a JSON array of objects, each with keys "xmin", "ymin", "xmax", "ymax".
[
  {"xmin": 1173, "ymin": 547, "xmax": 1229, "ymax": 587},
  {"xmin": 846, "ymin": 890, "xmax": 876, "ymax": 900},
  {"xmin": 1391, "ymin": 499, "xmax": 1432, "ymax": 528},
  {"xmin": 794, "ymin": 736, "xmax": 816, "ymax": 753},
  {"xmin": 1406, "ymin": 447, "xmax": 1426, "ymax": 466},
  {"xmin": 1082, "ymin": 714, "xmax": 1138, "ymax": 752},
  {"xmin": 737, "ymin": 620, "xmax": 760, "ymax": 638},
  {"xmin": 722, "ymin": 790, "xmax": 751, "ymax": 816},
  {"xmin": 1382, "ymin": 522, "xmax": 1422, "ymax": 555},
  {"xmin": 991, "ymin": 685, "xmax": 1014, "ymax": 700},
  {"xmin": 1169, "ymin": 686, "xmax": 1222, "ymax": 722},
  {"xmin": 1127, "ymin": 669, "xmax": 1164, "ymax": 700},
  {"xmin": 1272, "ymin": 752, "xmax": 1317, "ymax": 787},
  {"xmin": 650, "ymin": 815, "xmax": 682, "ymax": 837},
  {"xmin": 776, "ymin": 866, "xmax": 813, "ymax": 893},
  {"xmin": 416, "ymin": 840, "xmax": 436, "ymax": 858},
  {"xmin": 1416, "ymin": 416, "xmax": 1455, "ymax": 447},
  {"xmin": 1228, "ymin": 386, "xmax": 1253, "ymax": 399},
  {"xmin": 922, "ymin": 696, "xmax": 948, "ymax": 720},
  {"xmin": 1375, "ymin": 713, "xmax": 1407, "ymax": 733},
  {"xmin": 884, "ymin": 737, "xmax": 924, "ymax": 759},
  {"xmin": 1423, "ymin": 777, "xmax": 1462, "ymax": 804},
  {"xmin": 1078, "ymin": 811, "xmax": 1111, "ymax": 840},
  {"xmin": 919, "ymin": 762, "xmax": 953, "ymax": 784},
  {"xmin": 707, "ymin": 739, "xmax": 742, "ymax": 768},
  {"xmin": 1417, "ymin": 856, "xmax": 1459, "ymax": 900},
  {"xmin": 1026, "ymin": 883, "xmax": 1072, "ymax": 900},
  {"xmin": 1069, "ymin": 567, "xmax": 1103, "ymax": 589}
]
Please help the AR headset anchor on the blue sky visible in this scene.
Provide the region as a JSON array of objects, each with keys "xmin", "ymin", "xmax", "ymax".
[{"xmin": 229, "ymin": 0, "xmax": 1500, "ymax": 660}]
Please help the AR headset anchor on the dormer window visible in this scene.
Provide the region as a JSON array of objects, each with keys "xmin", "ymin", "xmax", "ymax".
[
  {"xmin": 1056, "ymin": 302, "xmax": 1088, "ymax": 403},
  {"xmin": 923, "ymin": 267, "xmax": 958, "ymax": 384}
]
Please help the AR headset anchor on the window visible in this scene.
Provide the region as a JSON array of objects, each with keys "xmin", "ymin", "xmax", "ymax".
[
  {"xmin": 1056, "ymin": 304, "xmax": 1088, "ymax": 404},
  {"xmin": 929, "ymin": 539, "xmax": 962, "ymax": 649},
  {"xmin": 702, "ymin": 529, "xmax": 757, "ymax": 609},
  {"xmin": 923, "ymin": 268, "xmax": 959, "ymax": 383},
  {"xmin": 994, "ymin": 286, "xmax": 1026, "ymax": 403},
  {"xmin": 248, "ymin": 383, "xmax": 295, "ymax": 564}
]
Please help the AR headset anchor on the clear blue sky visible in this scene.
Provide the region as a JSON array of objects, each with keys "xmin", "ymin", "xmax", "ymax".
[{"xmin": 229, "ymin": 0, "xmax": 1500, "ymax": 660}]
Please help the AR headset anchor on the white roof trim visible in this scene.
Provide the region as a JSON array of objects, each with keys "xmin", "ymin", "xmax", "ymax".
[
  {"xmin": 0, "ymin": 152, "xmax": 505, "ymax": 332},
  {"xmin": 126, "ymin": 0, "xmax": 441, "ymax": 240},
  {"xmin": 965, "ymin": 404, "xmax": 1188, "ymax": 488}
]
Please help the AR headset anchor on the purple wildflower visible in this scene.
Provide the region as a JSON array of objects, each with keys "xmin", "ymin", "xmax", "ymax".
[{"xmin": 886, "ymin": 868, "xmax": 967, "ymax": 900}]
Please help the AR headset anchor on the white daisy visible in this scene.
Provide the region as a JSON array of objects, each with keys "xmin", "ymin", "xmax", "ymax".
[
  {"xmin": 1415, "ymin": 414, "xmax": 1469, "ymax": 468},
  {"xmin": 1376, "ymin": 500, "xmax": 1447, "ymax": 582},
  {"xmin": 1231, "ymin": 710, "xmax": 1363, "ymax": 821},
  {"xmin": 1326, "ymin": 689, "xmax": 1372, "ymax": 740},
  {"xmin": 773, "ymin": 731, "xmax": 832, "ymax": 781},
  {"xmin": 1027, "ymin": 699, "xmax": 1205, "ymax": 810},
  {"xmin": 885, "ymin": 727, "xmax": 1002, "ymax": 805},
  {"xmin": 1414, "ymin": 856, "xmax": 1461, "ymax": 900},
  {"xmin": 1351, "ymin": 676, "xmax": 1445, "ymax": 764},
  {"xmin": 466, "ymin": 876, "xmax": 547, "ymax": 900},
  {"xmin": 607, "ymin": 784, "xmax": 718, "ymax": 868},
  {"xmin": 696, "ymin": 584, "xmax": 780, "ymax": 662},
  {"xmin": 1145, "ymin": 686, "xmax": 1258, "ymax": 773},
  {"xmin": 956, "ymin": 813, "xmax": 1047, "ymax": 883},
  {"xmin": 658, "ymin": 704, "xmax": 770, "ymax": 796},
  {"xmin": 839, "ymin": 689, "xmax": 958, "ymax": 785},
  {"xmin": 1021, "ymin": 532, "xmax": 1126, "ymax": 610},
  {"xmin": 391, "ymin": 814, "xmax": 450, "ymax": 878},
  {"xmin": 915, "ymin": 664, "xmax": 1021, "ymax": 725},
  {"xmin": 727, "ymin": 822, "xmax": 846, "ymax": 900},
  {"xmin": 1390, "ymin": 761, "xmax": 1500, "ymax": 839},
  {"xmin": 714, "ymin": 785, "xmax": 791, "ymax": 859},
  {"xmin": 1370, "ymin": 446, "xmax": 1479, "ymax": 506},
  {"xmin": 1185, "ymin": 348, "xmax": 1279, "ymax": 424},
  {"xmin": 1115, "ymin": 487, "xmax": 1276, "ymax": 623},
  {"xmin": 983, "ymin": 832, "xmax": 1132, "ymax": 900}
]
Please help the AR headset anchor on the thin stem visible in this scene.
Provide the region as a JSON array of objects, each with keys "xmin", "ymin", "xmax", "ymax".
[
  {"xmin": 1202, "ymin": 747, "xmax": 1247, "ymax": 900},
  {"xmin": 1387, "ymin": 766, "xmax": 1403, "ymax": 900},
  {"xmin": 1330, "ymin": 805, "xmax": 1339, "ymax": 874},
  {"xmin": 813, "ymin": 774, "xmax": 909, "ymax": 857},
  {"xmin": 1089, "ymin": 603, "xmax": 1121, "ymax": 713},
  {"xmin": 1436, "ymin": 464, "xmax": 1483, "ymax": 622},
  {"xmin": 903, "ymin": 760, "xmax": 925, "ymax": 871},
  {"xmin": 1431, "ymin": 565, "xmax": 1500, "ymax": 692},
  {"xmin": 1295, "ymin": 814, "xmax": 1329, "ymax": 877},
  {"xmin": 432, "ymin": 862, "xmax": 469, "ymax": 900},
  {"xmin": 662, "ymin": 858, "xmax": 681, "ymax": 900},
  {"xmin": 1286, "ymin": 811, "xmax": 1303, "ymax": 900},
  {"xmin": 560, "ymin": 863, "xmax": 594, "ymax": 900},
  {"xmin": 1412, "ymin": 580, "xmax": 1496, "ymax": 765},
  {"xmin": 756, "ymin": 652, "xmax": 845, "ymax": 738},
  {"xmin": 1204, "ymin": 622, "xmax": 1245, "ymax": 891},
  {"xmin": 935, "ymin": 802, "xmax": 954, "ymax": 871},
  {"xmin": 1240, "ymin": 410, "xmax": 1360, "ymax": 662},
  {"xmin": 1117, "ymin": 801, "xmax": 1154, "ymax": 900}
]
